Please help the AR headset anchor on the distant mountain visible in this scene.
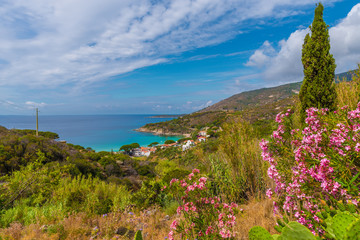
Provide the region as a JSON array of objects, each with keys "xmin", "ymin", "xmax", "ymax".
[
  {"xmin": 199, "ymin": 70, "xmax": 355, "ymax": 113},
  {"xmin": 335, "ymin": 69, "xmax": 357, "ymax": 82}
]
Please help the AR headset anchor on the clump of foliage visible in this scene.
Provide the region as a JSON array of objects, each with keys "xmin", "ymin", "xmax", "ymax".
[
  {"xmin": 0, "ymin": 151, "xmax": 131, "ymax": 228},
  {"xmin": 12, "ymin": 129, "xmax": 59, "ymax": 139},
  {"xmin": 131, "ymin": 179, "xmax": 167, "ymax": 209},
  {"xmin": 249, "ymin": 221, "xmax": 315, "ymax": 240},
  {"xmin": 119, "ymin": 143, "xmax": 140, "ymax": 154},
  {"xmin": 164, "ymin": 140, "xmax": 176, "ymax": 144},
  {"xmin": 148, "ymin": 142, "xmax": 158, "ymax": 147},
  {"xmin": 299, "ymin": 2, "xmax": 337, "ymax": 121},
  {"xmin": 209, "ymin": 118, "xmax": 268, "ymax": 203},
  {"xmin": 165, "ymin": 169, "xmax": 241, "ymax": 239}
]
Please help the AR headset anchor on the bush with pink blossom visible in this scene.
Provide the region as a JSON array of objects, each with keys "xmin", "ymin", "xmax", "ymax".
[
  {"xmin": 164, "ymin": 169, "xmax": 241, "ymax": 239},
  {"xmin": 262, "ymin": 104, "xmax": 360, "ymax": 236}
]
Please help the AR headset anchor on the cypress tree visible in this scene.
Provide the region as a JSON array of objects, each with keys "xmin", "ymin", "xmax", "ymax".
[{"xmin": 299, "ymin": 3, "xmax": 336, "ymax": 122}]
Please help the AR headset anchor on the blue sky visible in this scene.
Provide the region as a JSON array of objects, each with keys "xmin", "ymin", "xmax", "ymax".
[{"xmin": 0, "ymin": 0, "xmax": 360, "ymax": 115}]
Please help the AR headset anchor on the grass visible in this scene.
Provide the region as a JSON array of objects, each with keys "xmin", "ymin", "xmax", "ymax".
[
  {"xmin": 0, "ymin": 199, "xmax": 276, "ymax": 239},
  {"xmin": 336, "ymin": 65, "xmax": 360, "ymax": 110}
]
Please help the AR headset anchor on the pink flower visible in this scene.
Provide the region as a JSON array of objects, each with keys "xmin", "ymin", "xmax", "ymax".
[
  {"xmin": 266, "ymin": 188, "xmax": 273, "ymax": 199},
  {"xmin": 205, "ymin": 226, "xmax": 213, "ymax": 235},
  {"xmin": 170, "ymin": 220, "xmax": 178, "ymax": 230},
  {"xmin": 187, "ymin": 185, "xmax": 195, "ymax": 191},
  {"xmin": 192, "ymin": 168, "xmax": 200, "ymax": 174},
  {"xmin": 199, "ymin": 177, "xmax": 207, "ymax": 183},
  {"xmin": 168, "ymin": 230, "xmax": 174, "ymax": 240},
  {"xmin": 177, "ymin": 206, "xmax": 182, "ymax": 215},
  {"xmin": 188, "ymin": 173, "xmax": 194, "ymax": 180},
  {"xmin": 170, "ymin": 178, "xmax": 178, "ymax": 185}
]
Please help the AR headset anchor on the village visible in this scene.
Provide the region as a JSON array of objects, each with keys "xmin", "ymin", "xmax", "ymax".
[{"xmin": 120, "ymin": 129, "xmax": 215, "ymax": 157}]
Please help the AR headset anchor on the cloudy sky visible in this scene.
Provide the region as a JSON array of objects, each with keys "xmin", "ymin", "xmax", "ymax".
[{"xmin": 0, "ymin": 0, "xmax": 359, "ymax": 115}]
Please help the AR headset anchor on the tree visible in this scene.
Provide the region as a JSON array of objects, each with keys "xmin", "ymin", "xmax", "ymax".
[
  {"xmin": 164, "ymin": 140, "xmax": 175, "ymax": 144},
  {"xmin": 129, "ymin": 143, "xmax": 140, "ymax": 149},
  {"xmin": 148, "ymin": 142, "xmax": 159, "ymax": 147},
  {"xmin": 119, "ymin": 143, "xmax": 139, "ymax": 154},
  {"xmin": 299, "ymin": 3, "xmax": 336, "ymax": 122},
  {"xmin": 191, "ymin": 130, "xmax": 199, "ymax": 141}
]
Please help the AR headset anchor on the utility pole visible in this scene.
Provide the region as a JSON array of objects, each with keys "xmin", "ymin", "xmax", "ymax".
[{"xmin": 36, "ymin": 108, "xmax": 39, "ymax": 137}]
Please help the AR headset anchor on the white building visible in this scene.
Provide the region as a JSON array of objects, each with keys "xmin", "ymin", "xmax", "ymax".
[{"xmin": 182, "ymin": 140, "xmax": 195, "ymax": 151}]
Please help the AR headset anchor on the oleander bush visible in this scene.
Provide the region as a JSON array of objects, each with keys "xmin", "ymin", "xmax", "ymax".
[
  {"xmin": 165, "ymin": 169, "xmax": 241, "ymax": 239},
  {"xmin": 261, "ymin": 103, "xmax": 360, "ymax": 236}
]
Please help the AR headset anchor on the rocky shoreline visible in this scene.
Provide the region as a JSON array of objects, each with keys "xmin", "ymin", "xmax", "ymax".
[{"xmin": 135, "ymin": 127, "xmax": 190, "ymax": 137}]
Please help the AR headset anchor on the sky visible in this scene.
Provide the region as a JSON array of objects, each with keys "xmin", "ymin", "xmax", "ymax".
[{"xmin": 0, "ymin": 0, "xmax": 360, "ymax": 115}]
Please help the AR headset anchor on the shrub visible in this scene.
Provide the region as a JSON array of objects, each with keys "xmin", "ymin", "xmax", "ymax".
[
  {"xmin": 262, "ymin": 105, "xmax": 360, "ymax": 235},
  {"xmin": 52, "ymin": 175, "xmax": 131, "ymax": 214},
  {"xmin": 131, "ymin": 180, "xmax": 167, "ymax": 209},
  {"xmin": 162, "ymin": 169, "xmax": 190, "ymax": 184},
  {"xmin": 165, "ymin": 169, "xmax": 241, "ymax": 239},
  {"xmin": 215, "ymin": 119, "xmax": 268, "ymax": 201}
]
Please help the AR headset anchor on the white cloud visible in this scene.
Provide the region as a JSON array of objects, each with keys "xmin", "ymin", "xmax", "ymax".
[
  {"xmin": 245, "ymin": 41, "xmax": 276, "ymax": 67},
  {"xmin": 0, "ymin": 0, "xmax": 341, "ymax": 89},
  {"xmin": 246, "ymin": 3, "xmax": 360, "ymax": 84},
  {"xmin": 25, "ymin": 101, "xmax": 47, "ymax": 108},
  {"xmin": 330, "ymin": 3, "xmax": 360, "ymax": 72},
  {"xmin": 0, "ymin": 100, "xmax": 22, "ymax": 110},
  {"xmin": 192, "ymin": 100, "xmax": 213, "ymax": 111}
]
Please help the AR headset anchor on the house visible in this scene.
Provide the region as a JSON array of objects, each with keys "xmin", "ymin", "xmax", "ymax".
[
  {"xmin": 182, "ymin": 140, "xmax": 195, "ymax": 151},
  {"xmin": 198, "ymin": 136, "xmax": 206, "ymax": 142},
  {"xmin": 198, "ymin": 131, "xmax": 207, "ymax": 137},
  {"xmin": 140, "ymin": 147, "xmax": 156, "ymax": 157},
  {"xmin": 131, "ymin": 148, "xmax": 143, "ymax": 157},
  {"xmin": 160, "ymin": 142, "xmax": 177, "ymax": 149}
]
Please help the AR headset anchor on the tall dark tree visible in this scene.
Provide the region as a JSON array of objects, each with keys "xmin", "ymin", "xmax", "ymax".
[{"xmin": 299, "ymin": 3, "xmax": 336, "ymax": 121}]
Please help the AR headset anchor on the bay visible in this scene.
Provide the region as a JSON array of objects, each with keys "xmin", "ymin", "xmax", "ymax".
[{"xmin": 0, "ymin": 115, "xmax": 181, "ymax": 152}]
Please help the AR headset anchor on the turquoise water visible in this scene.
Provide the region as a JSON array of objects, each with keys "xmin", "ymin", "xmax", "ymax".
[{"xmin": 0, "ymin": 115, "xmax": 181, "ymax": 152}]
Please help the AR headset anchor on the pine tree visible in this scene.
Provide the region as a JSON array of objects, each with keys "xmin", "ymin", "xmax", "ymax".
[{"xmin": 299, "ymin": 3, "xmax": 336, "ymax": 122}]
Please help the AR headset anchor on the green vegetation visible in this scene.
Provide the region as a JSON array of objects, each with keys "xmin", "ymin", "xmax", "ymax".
[
  {"xmin": 249, "ymin": 209, "xmax": 360, "ymax": 240},
  {"xmin": 148, "ymin": 142, "xmax": 158, "ymax": 147},
  {"xmin": 0, "ymin": 152, "xmax": 131, "ymax": 227},
  {"xmin": 336, "ymin": 65, "xmax": 360, "ymax": 109},
  {"xmin": 164, "ymin": 140, "xmax": 175, "ymax": 144},
  {"xmin": 134, "ymin": 230, "xmax": 143, "ymax": 240},
  {"xmin": 299, "ymin": 2, "xmax": 337, "ymax": 121},
  {"xmin": 12, "ymin": 129, "xmax": 59, "ymax": 139},
  {"xmin": 140, "ymin": 111, "xmax": 227, "ymax": 134},
  {"xmin": 249, "ymin": 221, "xmax": 315, "ymax": 240}
]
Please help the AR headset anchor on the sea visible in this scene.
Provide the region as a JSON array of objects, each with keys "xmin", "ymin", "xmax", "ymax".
[{"xmin": 0, "ymin": 115, "xmax": 181, "ymax": 152}]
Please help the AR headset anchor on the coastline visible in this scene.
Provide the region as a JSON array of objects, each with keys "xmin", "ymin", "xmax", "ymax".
[
  {"xmin": 135, "ymin": 127, "xmax": 190, "ymax": 138},
  {"xmin": 147, "ymin": 114, "xmax": 185, "ymax": 119}
]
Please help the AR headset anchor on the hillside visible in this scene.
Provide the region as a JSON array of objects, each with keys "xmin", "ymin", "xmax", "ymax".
[
  {"xmin": 137, "ymin": 82, "xmax": 301, "ymax": 135},
  {"xmin": 137, "ymin": 70, "xmax": 355, "ymax": 135},
  {"xmin": 199, "ymin": 70, "xmax": 355, "ymax": 113},
  {"xmin": 0, "ymin": 126, "xmax": 156, "ymax": 189},
  {"xmin": 136, "ymin": 111, "xmax": 228, "ymax": 135},
  {"xmin": 199, "ymin": 82, "xmax": 302, "ymax": 113}
]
